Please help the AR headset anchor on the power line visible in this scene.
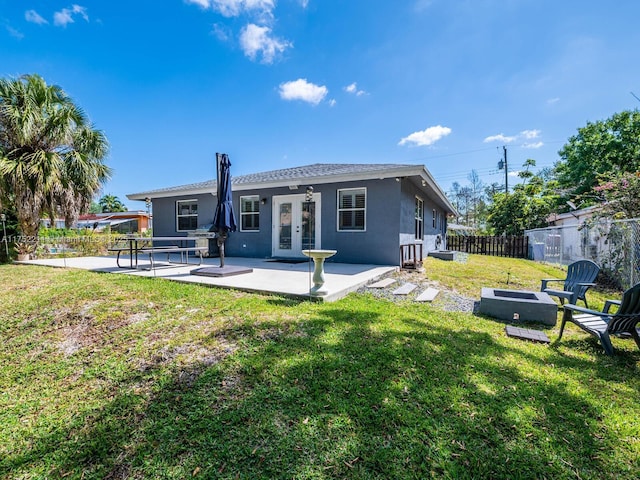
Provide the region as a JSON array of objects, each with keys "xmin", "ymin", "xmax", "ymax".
[
  {"xmin": 435, "ymin": 164, "xmax": 557, "ymax": 189},
  {"xmin": 433, "ymin": 161, "xmax": 555, "ymax": 181},
  {"xmin": 408, "ymin": 140, "xmax": 566, "ymax": 165}
]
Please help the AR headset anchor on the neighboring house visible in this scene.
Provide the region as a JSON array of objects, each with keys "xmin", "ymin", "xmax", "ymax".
[
  {"xmin": 447, "ymin": 223, "xmax": 477, "ymax": 237},
  {"xmin": 41, "ymin": 211, "xmax": 151, "ymax": 234},
  {"xmin": 127, "ymin": 163, "xmax": 457, "ymax": 265},
  {"xmin": 547, "ymin": 205, "xmax": 601, "ymax": 228},
  {"xmin": 528, "ymin": 206, "xmax": 603, "ymax": 262}
]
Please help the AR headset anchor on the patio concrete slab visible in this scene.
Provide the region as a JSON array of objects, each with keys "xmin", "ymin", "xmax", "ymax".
[{"xmin": 20, "ymin": 255, "xmax": 396, "ymax": 302}]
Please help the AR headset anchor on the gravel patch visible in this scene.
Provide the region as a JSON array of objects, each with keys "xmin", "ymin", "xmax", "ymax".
[{"xmin": 356, "ymin": 269, "xmax": 478, "ymax": 313}]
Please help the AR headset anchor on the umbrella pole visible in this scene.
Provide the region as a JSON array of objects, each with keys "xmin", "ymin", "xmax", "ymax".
[{"xmin": 217, "ymin": 230, "xmax": 227, "ymax": 268}]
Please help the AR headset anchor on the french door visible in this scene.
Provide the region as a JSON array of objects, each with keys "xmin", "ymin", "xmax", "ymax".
[{"xmin": 272, "ymin": 193, "xmax": 321, "ymax": 257}]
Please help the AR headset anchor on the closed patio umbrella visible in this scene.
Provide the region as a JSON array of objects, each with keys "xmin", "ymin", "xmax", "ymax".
[
  {"xmin": 192, "ymin": 153, "xmax": 252, "ymax": 277},
  {"xmin": 212, "ymin": 153, "xmax": 237, "ymax": 267}
]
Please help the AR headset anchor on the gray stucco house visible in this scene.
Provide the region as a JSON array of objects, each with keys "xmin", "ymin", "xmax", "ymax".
[{"xmin": 127, "ymin": 163, "xmax": 456, "ymax": 266}]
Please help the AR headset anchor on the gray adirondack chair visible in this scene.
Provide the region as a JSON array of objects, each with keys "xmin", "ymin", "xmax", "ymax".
[
  {"xmin": 557, "ymin": 282, "xmax": 640, "ymax": 355},
  {"xmin": 540, "ymin": 260, "xmax": 600, "ymax": 307}
]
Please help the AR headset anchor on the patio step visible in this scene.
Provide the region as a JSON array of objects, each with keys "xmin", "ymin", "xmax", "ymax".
[
  {"xmin": 393, "ymin": 283, "xmax": 417, "ymax": 295},
  {"xmin": 415, "ymin": 288, "xmax": 439, "ymax": 302},
  {"xmin": 368, "ymin": 278, "xmax": 396, "ymax": 288}
]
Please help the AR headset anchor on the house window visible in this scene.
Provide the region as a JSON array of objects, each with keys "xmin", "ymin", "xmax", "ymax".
[
  {"xmin": 176, "ymin": 199, "xmax": 198, "ymax": 231},
  {"xmin": 415, "ymin": 197, "xmax": 424, "ymax": 240},
  {"xmin": 338, "ymin": 188, "xmax": 366, "ymax": 231},
  {"xmin": 432, "ymin": 209, "xmax": 436, "ymax": 229},
  {"xmin": 240, "ymin": 195, "xmax": 260, "ymax": 231}
]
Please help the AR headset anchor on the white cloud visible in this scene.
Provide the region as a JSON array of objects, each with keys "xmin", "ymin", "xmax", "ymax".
[
  {"xmin": 299, "ymin": 0, "xmax": 309, "ymax": 7},
  {"xmin": 508, "ymin": 171, "xmax": 520, "ymax": 178},
  {"xmin": 279, "ymin": 79, "xmax": 328, "ymax": 105},
  {"xmin": 547, "ymin": 97, "xmax": 560, "ymax": 105},
  {"xmin": 53, "ymin": 5, "xmax": 89, "ymax": 27},
  {"xmin": 212, "ymin": 0, "xmax": 275, "ymax": 18},
  {"xmin": 211, "ymin": 23, "xmax": 231, "ymax": 42},
  {"xmin": 6, "ymin": 25, "xmax": 24, "ymax": 39},
  {"xmin": 399, "ymin": 125, "xmax": 452, "ymax": 147},
  {"xmin": 483, "ymin": 133, "xmax": 516, "ymax": 143},
  {"xmin": 186, "ymin": 0, "xmax": 276, "ymax": 17},
  {"xmin": 520, "ymin": 129, "xmax": 540, "ymax": 139},
  {"xmin": 485, "ymin": 130, "xmax": 544, "ymax": 147},
  {"xmin": 25, "ymin": 10, "xmax": 48, "ymax": 25},
  {"xmin": 72, "ymin": 5, "xmax": 89, "ymax": 21},
  {"xmin": 329, "ymin": 99, "xmax": 337, "ymax": 107},
  {"xmin": 185, "ymin": 0, "xmax": 211, "ymax": 8},
  {"xmin": 344, "ymin": 82, "xmax": 366, "ymax": 96},
  {"xmin": 240, "ymin": 24, "xmax": 291, "ymax": 63},
  {"xmin": 53, "ymin": 10, "xmax": 73, "ymax": 26}
]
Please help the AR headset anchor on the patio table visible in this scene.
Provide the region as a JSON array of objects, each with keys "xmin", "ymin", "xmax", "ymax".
[{"xmin": 112, "ymin": 236, "xmax": 199, "ymax": 269}]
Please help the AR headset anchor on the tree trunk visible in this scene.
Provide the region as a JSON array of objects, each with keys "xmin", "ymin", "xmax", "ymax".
[{"xmin": 14, "ymin": 186, "xmax": 41, "ymax": 238}]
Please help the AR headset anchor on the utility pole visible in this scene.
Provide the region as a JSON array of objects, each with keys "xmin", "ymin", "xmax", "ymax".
[
  {"xmin": 503, "ymin": 146, "xmax": 508, "ymax": 194},
  {"xmin": 497, "ymin": 146, "xmax": 508, "ymax": 194}
]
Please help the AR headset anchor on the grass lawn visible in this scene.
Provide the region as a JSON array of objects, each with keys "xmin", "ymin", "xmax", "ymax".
[{"xmin": 1, "ymin": 257, "xmax": 639, "ymax": 479}]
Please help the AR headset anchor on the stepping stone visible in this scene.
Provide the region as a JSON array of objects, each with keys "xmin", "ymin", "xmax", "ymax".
[
  {"xmin": 415, "ymin": 288, "xmax": 439, "ymax": 302},
  {"xmin": 505, "ymin": 326, "xmax": 550, "ymax": 344},
  {"xmin": 368, "ymin": 278, "xmax": 396, "ymax": 288},
  {"xmin": 392, "ymin": 283, "xmax": 417, "ymax": 295}
]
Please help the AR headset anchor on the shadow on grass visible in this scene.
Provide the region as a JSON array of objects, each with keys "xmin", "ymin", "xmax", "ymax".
[{"xmin": 2, "ymin": 304, "xmax": 638, "ymax": 479}]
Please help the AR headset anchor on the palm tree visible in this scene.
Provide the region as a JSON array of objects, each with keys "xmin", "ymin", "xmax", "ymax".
[
  {"xmin": 98, "ymin": 194, "xmax": 127, "ymax": 213},
  {"xmin": 0, "ymin": 74, "xmax": 111, "ymax": 236}
]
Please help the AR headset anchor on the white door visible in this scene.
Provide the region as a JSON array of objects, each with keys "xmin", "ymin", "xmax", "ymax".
[{"xmin": 272, "ymin": 193, "xmax": 321, "ymax": 257}]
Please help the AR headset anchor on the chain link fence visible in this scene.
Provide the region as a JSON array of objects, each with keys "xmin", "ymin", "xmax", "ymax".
[{"xmin": 525, "ymin": 219, "xmax": 640, "ymax": 290}]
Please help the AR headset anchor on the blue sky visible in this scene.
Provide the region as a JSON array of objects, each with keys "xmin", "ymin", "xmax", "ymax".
[{"xmin": 2, "ymin": 0, "xmax": 640, "ymax": 210}]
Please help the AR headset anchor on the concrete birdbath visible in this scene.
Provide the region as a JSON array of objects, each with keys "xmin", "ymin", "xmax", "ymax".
[{"xmin": 302, "ymin": 249, "xmax": 337, "ymax": 296}]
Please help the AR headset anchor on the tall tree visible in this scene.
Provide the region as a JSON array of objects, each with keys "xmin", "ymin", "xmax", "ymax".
[
  {"xmin": 467, "ymin": 169, "xmax": 485, "ymax": 228},
  {"xmin": 555, "ymin": 110, "xmax": 640, "ymax": 201},
  {"xmin": 488, "ymin": 160, "xmax": 558, "ymax": 235},
  {"xmin": 98, "ymin": 194, "xmax": 127, "ymax": 213},
  {"xmin": 458, "ymin": 186, "xmax": 473, "ymax": 225},
  {"xmin": 449, "ymin": 181, "xmax": 462, "ymax": 214},
  {"xmin": 593, "ymin": 171, "xmax": 640, "ymax": 219},
  {"xmin": 0, "ymin": 74, "xmax": 110, "ymax": 236},
  {"xmin": 485, "ymin": 182, "xmax": 502, "ymax": 200},
  {"xmin": 89, "ymin": 201, "xmax": 102, "ymax": 214}
]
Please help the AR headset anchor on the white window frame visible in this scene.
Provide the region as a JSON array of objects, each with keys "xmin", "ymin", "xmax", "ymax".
[
  {"xmin": 176, "ymin": 199, "xmax": 198, "ymax": 232},
  {"xmin": 432, "ymin": 209, "xmax": 437, "ymax": 229},
  {"xmin": 337, "ymin": 187, "xmax": 367, "ymax": 232},
  {"xmin": 240, "ymin": 195, "xmax": 260, "ymax": 232},
  {"xmin": 415, "ymin": 196, "xmax": 424, "ymax": 240}
]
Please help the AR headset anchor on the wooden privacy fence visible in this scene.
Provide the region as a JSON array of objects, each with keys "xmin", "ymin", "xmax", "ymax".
[{"xmin": 446, "ymin": 235, "xmax": 529, "ymax": 258}]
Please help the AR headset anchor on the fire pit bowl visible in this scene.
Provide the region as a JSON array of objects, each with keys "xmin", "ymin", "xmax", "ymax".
[{"xmin": 479, "ymin": 288, "xmax": 558, "ymax": 326}]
